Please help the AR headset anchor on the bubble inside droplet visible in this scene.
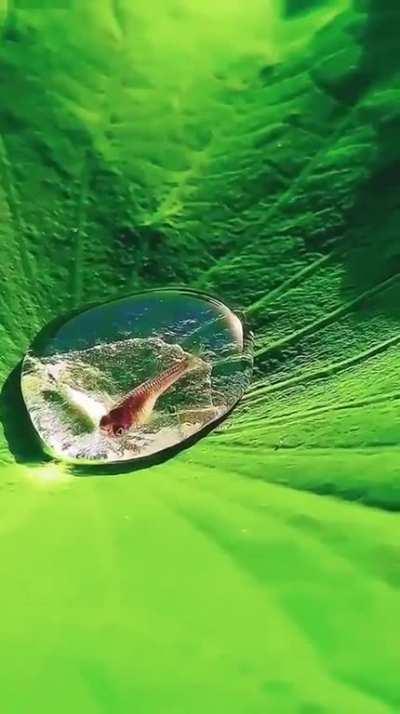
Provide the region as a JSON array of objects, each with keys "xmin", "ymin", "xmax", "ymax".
[{"xmin": 21, "ymin": 288, "xmax": 253, "ymax": 465}]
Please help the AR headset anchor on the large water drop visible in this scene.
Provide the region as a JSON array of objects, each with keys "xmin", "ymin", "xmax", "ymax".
[{"xmin": 21, "ymin": 289, "xmax": 253, "ymax": 465}]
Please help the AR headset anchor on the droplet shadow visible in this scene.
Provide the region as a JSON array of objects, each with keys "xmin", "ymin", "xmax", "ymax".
[{"xmin": 0, "ymin": 361, "xmax": 48, "ymax": 466}]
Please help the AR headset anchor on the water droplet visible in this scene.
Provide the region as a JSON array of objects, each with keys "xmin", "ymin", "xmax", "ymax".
[{"xmin": 21, "ymin": 288, "xmax": 253, "ymax": 465}]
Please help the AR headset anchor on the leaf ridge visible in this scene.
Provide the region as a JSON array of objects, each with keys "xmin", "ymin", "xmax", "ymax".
[{"xmin": 255, "ymin": 272, "xmax": 400, "ymax": 359}]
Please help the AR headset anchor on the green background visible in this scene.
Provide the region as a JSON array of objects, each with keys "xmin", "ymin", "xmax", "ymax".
[{"xmin": 1, "ymin": 0, "xmax": 400, "ymax": 711}]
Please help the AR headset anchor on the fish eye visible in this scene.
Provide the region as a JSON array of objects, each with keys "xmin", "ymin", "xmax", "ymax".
[{"xmin": 114, "ymin": 426, "xmax": 125, "ymax": 436}]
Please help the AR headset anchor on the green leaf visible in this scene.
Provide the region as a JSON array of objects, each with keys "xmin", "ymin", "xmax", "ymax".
[{"xmin": 1, "ymin": 1, "xmax": 400, "ymax": 711}]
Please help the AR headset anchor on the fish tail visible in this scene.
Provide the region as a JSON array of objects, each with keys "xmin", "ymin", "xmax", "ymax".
[
  {"xmin": 185, "ymin": 352, "xmax": 205, "ymax": 372},
  {"xmin": 147, "ymin": 355, "xmax": 197, "ymax": 397}
]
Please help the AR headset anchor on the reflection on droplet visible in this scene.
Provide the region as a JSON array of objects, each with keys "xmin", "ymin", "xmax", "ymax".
[{"xmin": 21, "ymin": 288, "xmax": 253, "ymax": 465}]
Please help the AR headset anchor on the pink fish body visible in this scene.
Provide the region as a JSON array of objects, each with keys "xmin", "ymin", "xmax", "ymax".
[{"xmin": 99, "ymin": 355, "xmax": 198, "ymax": 437}]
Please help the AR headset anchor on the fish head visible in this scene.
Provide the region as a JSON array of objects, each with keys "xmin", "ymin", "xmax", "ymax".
[{"xmin": 99, "ymin": 410, "xmax": 129, "ymax": 437}]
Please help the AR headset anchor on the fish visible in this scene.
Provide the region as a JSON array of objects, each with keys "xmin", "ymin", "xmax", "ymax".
[{"xmin": 99, "ymin": 354, "xmax": 202, "ymax": 437}]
